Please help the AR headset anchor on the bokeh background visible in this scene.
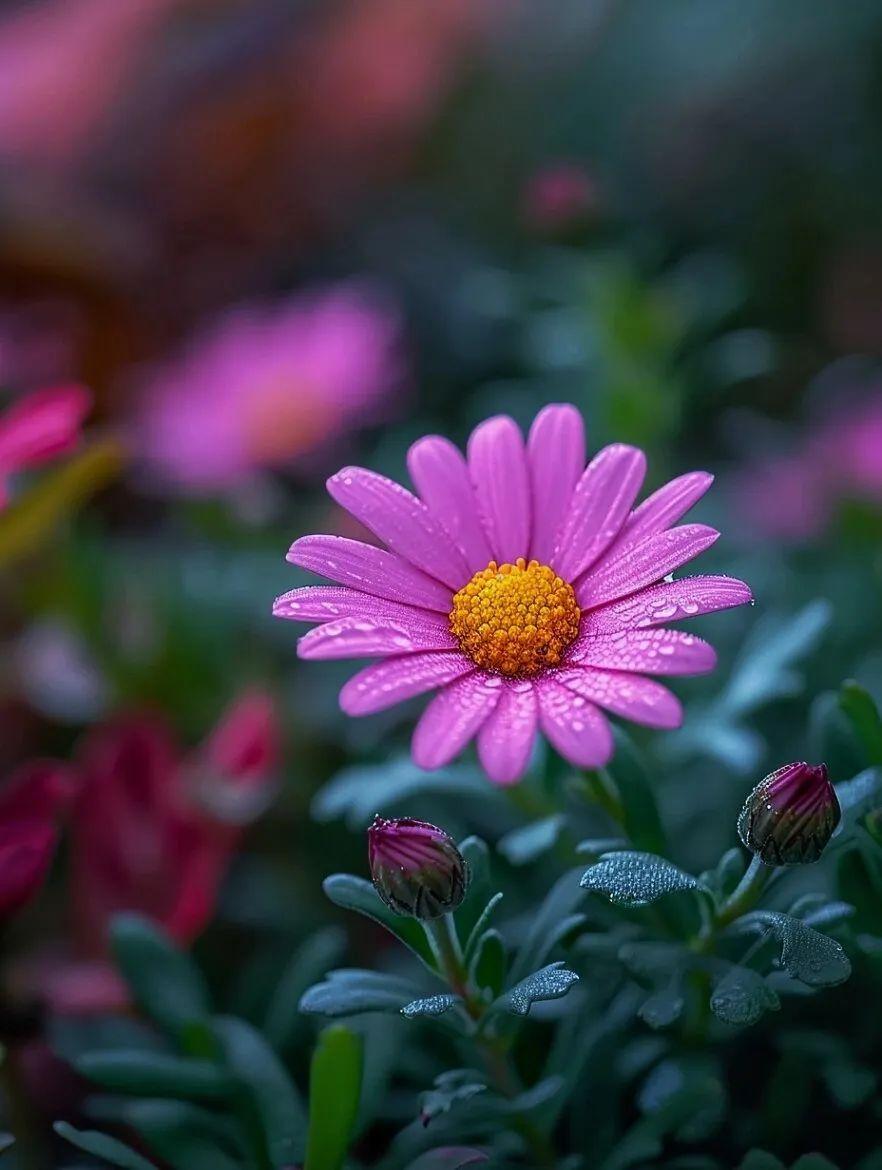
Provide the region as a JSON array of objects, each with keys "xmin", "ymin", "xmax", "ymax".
[{"xmin": 2, "ymin": 1, "xmax": 882, "ymax": 1166}]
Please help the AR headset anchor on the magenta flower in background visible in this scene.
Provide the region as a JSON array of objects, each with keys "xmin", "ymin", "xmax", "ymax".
[
  {"xmin": 521, "ymin": 162, "xmax": 600, "ymax": 232},
  {"xmin": 276, "ymin": 404, "xmax": 752, "ymax": 785},
  {"xmin": 137, "ymin": 284, "xmax": 404, "ymax": 495},
  {"xmin": 0, "ymin": 384, "xmax": 91, "ymax": 509}
]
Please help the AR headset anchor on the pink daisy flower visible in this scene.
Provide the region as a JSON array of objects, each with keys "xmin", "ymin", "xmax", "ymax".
[
  {"xmin": 0, "ymin": 384, "xmax": 92, "ymax": 510},
  {"xmin": 275, "ymin": 405, "xmax": 752, "ymax": 785}
]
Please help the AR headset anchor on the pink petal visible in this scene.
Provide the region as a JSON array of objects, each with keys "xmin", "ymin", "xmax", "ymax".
[
  {"xmin": 577, "ymin": 524, "xmax": 720, "ymax": 608},
  {"xmin": 340, "ymin": 652, "xmax": 475, "ymax": 716},
  {"xmin": 200, "ymin": 690, "xmax": 280, "ymax": 783},
  {"xmin": 553, "ymin": 444, "xmax": 646, "ymax": 582},
  {"xmin": 273, "ymin": 585, "xmax": 449, "ymax": 628},
  {"xmin": 287, "ymin": 535, "xmax": 452, "ymax": 613},
  {"xmin": 327, "ymin": 467, "xmax": 470, "ymax": 589},
  {"xmin": 0, "ymin": 384, "xmax": 91, "ymax": 472},
  {"xmin": 527, "ymin": 404, "xmax": 586, "ymax": 564},
  {"xmin": 536, "ymin": 680, "xmax": 613, "ymax": 769},
  {"xmin": 412, "ymin": 674, "xmax": 503, "ymax": 770},
  {"xmin": 407, "ymin": 435, "xmax": 493, "ymax": 572},
  {"xmin": 567, "ymin": 628, "xmax": 717, "ymax": 675},
  {"xmin": 605, "ymin": 471, "xmax": 713, "ymax": 560},
  {"xmin": 582, "ymin": 575, "xmax": 753, "ymax": 635},
  {"xmin": 467, "ymin": 415, "xmax": 531, "ymax": 564},
  {"xmin": 552, "ymin": 666, "xmax": 682, "ymax": 729},
  {"xmin": 476, "ymin": 682, "xmax": 539, "ymax": 786},
  {"xmin": 298, "ymin": 616, "xmax": 457, "ymax": 660}
]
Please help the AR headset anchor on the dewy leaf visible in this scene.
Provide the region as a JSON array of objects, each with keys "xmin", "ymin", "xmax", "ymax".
[
  {"xmin": 581, "ymin": 851, "xmax": 710, "ymax": 907},
  {"xmin": 304, "ymin": 1026, "xmax": 363, "ymax": 1170},
  {"xmin": 75, "ymin": 1051, "xmax": 232, "ymax": 1100},
  {"xmin": 839, "ymin": 681, "xmax": 882, "ymax": 765},
  {"xmin": 300, "ymin": 969, "xmax": 424, "ymax": 1018},
  {"xmin": 214, "ymin": 1015, "xmax": 307, "ymax": 1169},
  {"xmin": 401, "ymin": 994, "xmax": 461, "ymax": 1019},
  {"xmin": 54, "ymin": 1122, "xmax": 159, "ymax": 1170},
  {"xmin": 709, "ymin": 964, "xmax": 780, "ymax": 1027},
  {"xmin": 729, "ymin": 912, "xmax": 852, "ymax": 987},
  {"xmin": 109, "ymin": 915, "xmax": 215, "ymax": 1057},
  {"xmin": 494, "ymin": 961, "xmax": 579, "ymax": 1017},
  {"xmin": 323, "ymin": 874, "xmax": 436, "ymax": 970}
]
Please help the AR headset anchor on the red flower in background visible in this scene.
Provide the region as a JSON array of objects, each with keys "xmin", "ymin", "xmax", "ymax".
[
  {"xmin": 0, "ymin": 384, "xmax": 91, "ymax": 510},
  {"xmin": 0, "ymin": 761, "xmax": 79, "ymax": 922}
]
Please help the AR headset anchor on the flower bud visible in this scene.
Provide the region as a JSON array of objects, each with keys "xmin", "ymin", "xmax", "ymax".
[
  {"xmin": 737, "ymin": 761, "xmax": 840, "ymax": 866},
  {"xmin": 368, "ymin": 816, "xmax": 468, "ymax": 920}
]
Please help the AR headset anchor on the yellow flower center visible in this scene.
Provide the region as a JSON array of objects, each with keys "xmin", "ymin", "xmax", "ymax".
[{"xmin": 449, "ymin": 558, "xmax": 581, "ymax": 678}]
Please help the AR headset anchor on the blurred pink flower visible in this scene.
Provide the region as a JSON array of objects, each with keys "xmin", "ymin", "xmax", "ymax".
[
  {"xmin": 189, "ymin": 689, "xmax": 281, "ymax": 826},
  {"xmin": 277, "ymin": 404, "xmax": 751, "ymax": 785},
  {"xmin": 734, "ymin": 394, "xmax": 882, "ymax": 541},
  {"xmin": 0, "ymin": 760, "xmax": 77, "ymax": 922},
  {"xmin": 0, "ymin": 384, "xmax": 92, "ymax": 509},
  {"xmin": 0, "ymin": 0, "xmax": 179, "ymax": 169},
  {"xmin": 137, "ymin": 284, "xmax": 404, "ymax": 494},
  {"xmin": 69, "ymin": 693, "xmax": 280, "ymax": 957},
  {"xmin": 521, "ymin": 162, "xmax": 600, "ymax": 232}
]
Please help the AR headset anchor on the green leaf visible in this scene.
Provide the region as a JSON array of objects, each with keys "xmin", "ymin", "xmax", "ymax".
[
  {"xmin": 836, "ymin": 767, "xmax": 882, "ymax": 816},
  {"xmin": 639, "ymin": 980, "xmax": 685, "ymax": 1029},
  {"xmin": 730, "ymin": 911, "xmax": 852, "ymax": 987},
  {"xmin": 469, "ymin": 929, "xmax": 507, "ymax": 998},
  {"xmin": 419, "ymin": 1070, "xmax": 487, "ymax": 1125},
  {"xmin": 737, "ymin": 1153, "xmax": 785, "ymax": 1170},
  {"xmin": 323, "ymin": 874, "xmax": 436, "ymax": 970},
  {"xmin": 120, "ymin": 1101, "xmax": 244, "ymax": 1170},
  {"xmin": 110, "ymin": 915, "xmax": 215, "ymax": 1056},
  {"xmin": 581, "ymin": 851, "xmax": 710, "ymax": 907},
  {"xmin": 497, "ymin": 815, "xmax": 565, "ymax": 865},
  {"xmin": 709, "ymin": 965, "xmax": 780, "ymax": 1027},
  {"xmin": 263, "ymin": 927, "xmax": 347, "ymax": 1053},
  {"xmin": 304, "ymin": 1025, "xmax": 363, "ymax": 1170},
  {"xmin": 462, "ymin": 892, "xmax": 503, "ymax": 964},
  {"xmin": 405, "ymin": 1150, "xmax": 489, "ymax": 1169},
  {"xmin": 300, "ymin": 969, "xmax": 422, "ymax": 1018},
  {"xmin": 214, "ymin": 1015, "xmax": 307, "ymax": 1169},
  {"xmin": 75, "ymin": 1051, "xmax": 231, "ymax": 1099},
  {"xmin": 494, "ymin": 961, "xmax": 579, "ymax": 1017},
  {"xmin": 54, "ymin": 1122, "xmax": 159, "ymax": 1170},
  {"xmin": 453, "ymin": 836, "xmax": 492, "ymax": 947},
  {"xmin": 839, "ymin": 682, "xmax": 882, "ymax": 765},
  {"xmin": 400, "ymin": 993, "xmax": 461, "ymax": 1019},
  {"xmin": 509, "ymin": 868, "xmax": 585, "ymax": 983},
  {"xmin": 601, "ymin": 728, "xmax": 668, "ymax": 854}
]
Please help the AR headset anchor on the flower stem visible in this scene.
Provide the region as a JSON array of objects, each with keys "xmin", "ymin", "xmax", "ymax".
[
  {"xmin": 716, "ymin": 855, "xmax": 770, "ymax": 928},
  {"xmin": 423, "ymin": 914, "xmax": 469, "ymax": 1000}
]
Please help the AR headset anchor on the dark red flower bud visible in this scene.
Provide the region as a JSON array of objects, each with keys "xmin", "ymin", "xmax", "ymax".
[
  {"xmin": 737, "ymin": 761, "xmax": 840, "ymax": 866},
  {"xmin": 368, "ymin": 816, "xmax": 468, "ymax": 920}
]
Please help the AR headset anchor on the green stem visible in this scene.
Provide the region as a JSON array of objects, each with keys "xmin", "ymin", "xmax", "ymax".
[
  {"xmin": 424, "ymin": 915, "xmax": 469, "ymax": 1001},
  {"xmin": 716, "ymin": 855, "xmax": 770, "ymax": 929}
]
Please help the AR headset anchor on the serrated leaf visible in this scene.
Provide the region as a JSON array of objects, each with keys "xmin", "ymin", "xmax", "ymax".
[
  {"xmin": 54, "ymin": 1123, "xmax": 158, "ymax": 1170},
  {"xmin": 304, "ymin": 1026, "xmax": 363, "ymax": 1170},
  {"xmin": 110, "ymin": 915, "xmax": 215, "ymax": 1057},
  {"xmin": 300, "ymin": 969, "xmax": 423, "ymax": 1018},
  {"xmin": 401, "ymin": 993, "xmax": 461, "ymax": 1019},
  {"xmin": 494, "ymin": 961, "xmax": 579, "ymax": 1017},
  {"xmin": 730, "ymin": 912, "xmax": 852, "ymax": 987},
  {"xmin": 214, "ymin": 1015, "xmax": 306, "ymax": 1168},
  {"xmin": 75, "ymin": 1051, "xmax": 231, "ymax": 1099},
  {"xmin": 323, "ymin": 874, "xmax": 436, "ymax": 970},
  {"xmin": 709, "ymin": 965, "xmax": 780, "ymax": 1027},
  {"xmin": 581, "ymin": 851, "xmax": 709, "ymax": 907},
  {"xmin": 497, "ymin": 815, "xmax": 565, "ymax": 865}
]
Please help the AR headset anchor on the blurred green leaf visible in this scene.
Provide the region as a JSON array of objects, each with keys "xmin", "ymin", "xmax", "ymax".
[
  {"xmin": 497, "ymin": 815, "xmax": 565, "ymax": 865},
  {"xmin": 469, "ymin": 929, "xmax": 507, "ymax": 998},
  {"xmin": 420, "ymin": 1070, "xmax": 487, "ymax": 1125},
  {"xmin": 214, "ymin": 1016, "xmax": 307, "ymax": 1169},
  {"xmin": 839, "ymin": 681, "xmax": 882, "ymax": 765},
  {"xmin": 300, "ymin": 969, "xmax": 423, "ymax": 1018},
  {"xmin": 509, "ymin": 869, "xmax": 585, "ymax": 983},
  {"xmin": 601, "ymin": 729, "xmax": 668, "ymax": 855},
  {"xmin": 53, "ymin": 1122, "xmax": 158, "ymax": 1170},
  {"xmin": 119, "ymin": 1100, "xmax": 244, "ymax": 1170},
  {"xmin": 75, "ymin": 1050, "xmax": 232, "ymax": 1099},
  {"xmin": 262, "ymin": 927, "xmax": 347, "ymax": 1054},
  {"xmin": 110, "ymin": 915, "xmax": 216, "ymax": 1057},
  {"xmin": 709, "ymin": 964, "xmax": 780, "ymax": 1027},
  {"xmin": 304, "ymin": 1025, "xmax": 363, "ymax": 1170}
]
